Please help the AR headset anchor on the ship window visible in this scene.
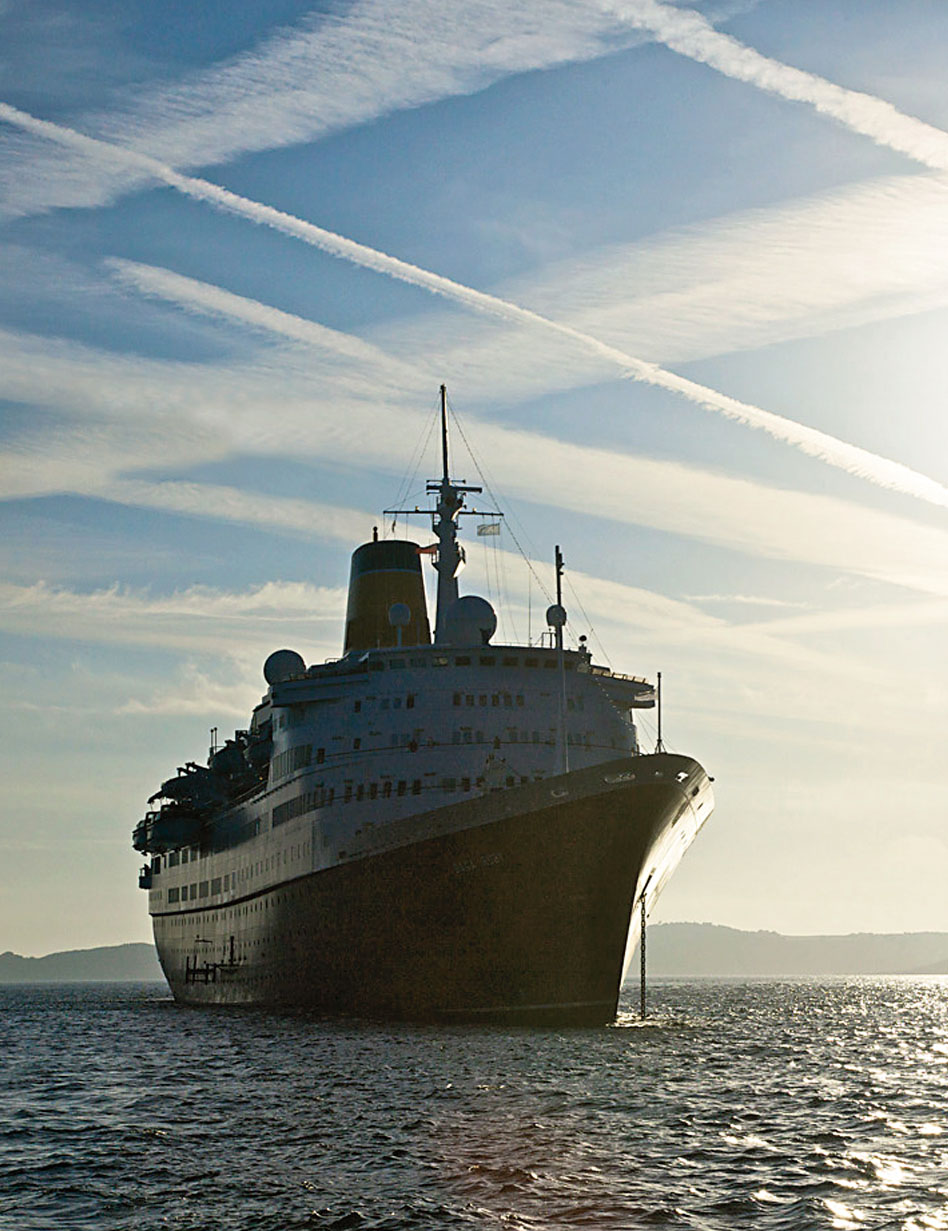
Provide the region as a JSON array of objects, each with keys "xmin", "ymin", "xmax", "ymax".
[
  {"xmin": 189, "ymin": 883, "xmax": 197, "ymax": 899},
  {"xmin": 316, "ymin": 748, "xmax": 325, "ymax": 764},
  {"xmin": 369, "ymin": 783, "xmax": 378, "ymax": 800},
  {"xmin": 454, "ymin": 656, "xmax": 471, "ymax": 666},
  {"xmin": 491, "ymin": 694, "xmax": 499, "ymax": 707},
  {"xmin": 544, "ymin": 661, "xmax": 556, "ymax": 669},
  {"xmin": 466, "ymin": 695, "xmax": 474, "ymax": 706},
  {"xmin": 223, "ymin": 874, "xmax": 230, "ymax": 891},
  {"xmin": 412, "ymin": 779, "xmax": 421, "ymax": 795},
  {"xmin": 357, "ymin": 784, "xmax": 364, "ymax": 801},
  {"xmin": 353, "ymin": 738, "xmax": 361, "ymax": 750},
  {"xmin": 397, "ymin": 780, "xmax": 406, "ymax": 796},
  {"xmin": 168, "ymin": 887, "xmax": 180, "ymax": 904},
  {"xmin": 152, "ymin": 856, "xmax": 161, "ymax": 874},
  {"xmin": 406, "ymin": 694, "xmax": 415, "ymax": 709},
  {"xmin": 524, "ymin": 657, "xmax": 538, "ymax": 668},
  {"xmin": 328, "ymin": 788, "xmax": 335, "ymax": 805},
  {"xmin": 517, "ymin": 695, "xmax": 524, "ymax": 707},
  {"xmin": 441, "ymin": 777, "xmax": 456, "ymax": 791},
  {"xmin": 383, "ymin": 781, "xmax": 392, "ymax": 798},
  {"xmin": 479, "ymin": 656, "xmax": 495, "ymax": 667},
  {"xmin": 453, "ymin": 693, "xmax": 461, "ymax": 706},
  {"xmin": 168, "ymin": 851, "xmax": 179, "ymax": 867},
  {"xmin": 506, "ymin": 776, "xmax": 515, "ymax": 788},
  {"xmin": 354, "ymin": 700, "xmax": 361, "ymax": 712},
  {"xmin": 432, "ymin": 656, "xmax": 449, "ymax": 667},
  {"xmin": 461, "ymin": 777, "xmax": 470, "ymax": 792},
  {"xmin": 503, "ymin": 694, "xmax": 512, "ymax": 707},
  {"xmin": 463, "ymin": 730, "xmax": 472, "ymax": 744},
  {"xmin": 344, "ymin": 785, "xmax": 352, "ymax": 803},
  {"xmin": 502, "ymin": 656, "xmax": 518, "ymax": 667},
  {"xmin": 211, "ymin": 878, "xmax": 222, "ymax": 895},
  {"xmin": 479, "ymin": 695, "xmax": 487, "ymax": 706}
]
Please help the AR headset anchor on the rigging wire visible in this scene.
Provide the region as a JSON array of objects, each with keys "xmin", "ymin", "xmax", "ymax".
[
  {"xmin": 445, "ymin": 396, "xmax": 557, "ymax": 612},
  {"xmin": 562, "ymin": 571, "xmax": 612, "ymax": 671},
  {"xmin": 446, "ymin": 395, "xmax": 613, "ymax": 664},
  {"xmin": 387, "ymin": 390, "xmax": 441, "ymax": 531},
  {"xmin": 442, "ymin": 391, "xmax": 662, "ymax": 754}
]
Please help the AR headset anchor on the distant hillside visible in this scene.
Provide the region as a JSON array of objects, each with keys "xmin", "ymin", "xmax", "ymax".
[
  {"xmin": 3, "ymin": 928, "xmax": 947, "ymax": 985},
  {"xmin": 0, "ymin": 943, "xmax": 162, "ymax": 983},
  {"xmin": 642, "ymin": 923, "xmax": 948, "ymax": 978}
]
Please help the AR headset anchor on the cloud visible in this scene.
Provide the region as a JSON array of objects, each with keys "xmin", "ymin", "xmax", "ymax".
[
  {"xmin": 2, "ymin": 317, "xmax": 948, "ymax": 603},
  {"xmin": 0, "ymin": 1, "xmax": 645, "ymax": 219},
  {"xmin": 610, "ymin": 0, "xmax": 948, "ymax": 171},
  {"xmin": 107, "ymin": 258, "xmax": 421, "ymax": 379},
  {"xmin": 0, "ymin": 579, "xmax": 346, "ymax": 654},
  {"xmin": 4, "ymin": 102, "xmax": 947, "ymax": 511},
  {"xmin": 684, "ymin": 594, "xmax": 811, "ymax": 609}
]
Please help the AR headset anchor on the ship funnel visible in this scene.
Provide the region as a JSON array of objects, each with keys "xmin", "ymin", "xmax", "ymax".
[{"xmin": 343, "ymin": 539, "xmax": 431, "ymax": 654}]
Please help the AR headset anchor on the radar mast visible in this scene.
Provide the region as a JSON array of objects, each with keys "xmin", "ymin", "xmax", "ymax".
[{"xmin": 384, "ymin": 386, "xmax": 499, "ymax": 643}]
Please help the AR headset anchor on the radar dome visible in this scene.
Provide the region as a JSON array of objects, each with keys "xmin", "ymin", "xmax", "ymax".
[
  {"xmin": 443, "ymin": 595, "xmax": 497, "ymax": 646},
  {"xmin": 263, "ymin": 648, "xmax": 306, "ymax": 685},
  {"xmin": 545, "ymin": 603, "xmax": 567, "ymax": 629}
]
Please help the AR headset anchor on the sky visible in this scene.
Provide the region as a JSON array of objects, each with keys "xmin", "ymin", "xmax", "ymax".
[{"xmin": 1, "ymin": 0, "xmax": 946, "ymax": 955}]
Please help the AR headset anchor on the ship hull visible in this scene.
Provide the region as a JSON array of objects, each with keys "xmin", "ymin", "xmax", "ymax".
[{"xmin": 152, "ymin": 754, "xmax": 711, "ymax": 1025}]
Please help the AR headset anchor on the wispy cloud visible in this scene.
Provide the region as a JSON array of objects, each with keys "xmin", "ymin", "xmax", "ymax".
[
  {"xmin": 107, "ymin": 258, "xmax": 422, "ymax": 380},
  {"xmin": 2, "ymin": 317, "xmax": 948, "ymax": 602},
  {"xmin": 611, "ymin": 0, "xmax": 948, "ymax": 171},
  {"xmin": 0, "ymin": 579, "xmax": 346, "ymax": 655},
  {"xmin": 0, "ymin": 1, "xmax": 644, "ymax": 220},
  {"xmin": 3, "ymin": 102, "xmax": 947, "ymax": 510},
  {"xmin": 685, "ymin": 594, "xmax": 811, "ymax": 609}
]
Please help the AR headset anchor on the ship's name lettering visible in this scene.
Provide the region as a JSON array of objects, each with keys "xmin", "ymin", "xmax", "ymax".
[{"xmin": 453, "ymin": 852, "xmax": 502, "ymax": 876}]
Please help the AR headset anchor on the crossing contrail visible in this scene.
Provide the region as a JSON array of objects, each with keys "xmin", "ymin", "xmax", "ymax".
[
  {"xmin": 609, "ymin": 0, "xmax": 948, "ymax": 172},
  {"xmin": 3, "ymin": 99, "xmax": 947, "ymax": 508}
]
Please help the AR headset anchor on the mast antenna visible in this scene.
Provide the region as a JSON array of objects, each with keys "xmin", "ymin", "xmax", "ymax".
[{"xmin": 440, "ymin": 383, "xmax": 449, "ymax": 482}]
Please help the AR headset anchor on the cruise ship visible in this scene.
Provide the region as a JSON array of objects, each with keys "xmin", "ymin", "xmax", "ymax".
[{"xmin": 133, "ymin": 389, "xmax": 713, "ymax": 1024}]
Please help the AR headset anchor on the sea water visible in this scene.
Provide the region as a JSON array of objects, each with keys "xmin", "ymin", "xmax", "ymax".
[{"xmin": 1, "ymin": 978, "xmax": 946, "ymax": 1230}]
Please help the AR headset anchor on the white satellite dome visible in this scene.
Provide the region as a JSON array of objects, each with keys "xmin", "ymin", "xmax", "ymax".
[
  {"xmin": 263, "ymin": 648, "xmax": 306, "ymax": 684},
  {"xmin": 443, "ymin": 595, "xmax": 497, "ymax": 646}
]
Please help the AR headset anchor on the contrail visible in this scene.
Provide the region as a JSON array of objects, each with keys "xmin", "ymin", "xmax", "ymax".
[
  {"xmin": 3, "ymin": 100, "xmax": 947, "ymax": 509},
  {"xmin": 610, "ymin": 0, "xmax": 948, "ymax": 172}
]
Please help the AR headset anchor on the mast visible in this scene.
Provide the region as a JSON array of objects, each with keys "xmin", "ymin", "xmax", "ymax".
[
  {"xmin": 546, "ymin": 546, "xmax": 569, "ymax": 775},
  {"xmin": 440, "ymin": 383, "xmax": 450, "ymax": 485},
  {"xmin": 384, "ymin": 387, "xmax": 496, "ymax": 644}
]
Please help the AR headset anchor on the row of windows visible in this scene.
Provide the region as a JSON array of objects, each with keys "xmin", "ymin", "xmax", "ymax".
[
  {"xmin": 364, "ymin": 654, "xmax": 570, "ymax": 671},
  {"xmin": 272, "ymin": 743, "xmax": 320, "ymax": 780},
  {"xmin": 441, "ymin": 773, "xmax": 537, "ymax": 791},
  {"xmin": 453, "ymin": 692, "xmax": 525, "ymax": 708},
  {"xmin": 273, "ymin": 721, "xmax": 599, "ymax": 765},
  {"xmin": 168, "ymin": 875, "xmax": 224, "ymax": 904},
  {"xmin": 451, "ymin": 728, "xmax": 594, "ymax": 747},
  {"xmin": 162, "ymin": 842, "xmax": 311, "ymax": 895}
]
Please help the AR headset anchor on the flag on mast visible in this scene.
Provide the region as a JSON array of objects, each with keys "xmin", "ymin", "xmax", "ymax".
[{"xmin": 477, "ymin": 522, "xmax": 500, "ymax": 536}]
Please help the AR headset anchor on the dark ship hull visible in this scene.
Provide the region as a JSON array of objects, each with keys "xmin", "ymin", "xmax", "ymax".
[{"xmin": 153, "ymin": 752, "xmax": 710, "ymax": 1026}]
